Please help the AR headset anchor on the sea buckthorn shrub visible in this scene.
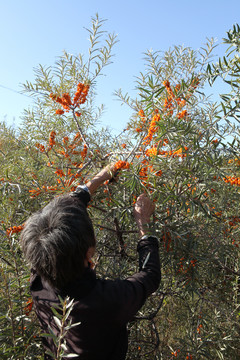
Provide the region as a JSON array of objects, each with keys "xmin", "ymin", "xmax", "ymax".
[
  {"xmin": 0, "ymin": 18, "xmax": 240, "ymax": 360},
  {"xmin": 116, "ymin": 26, "xmax": 240, "ymax": 360}
]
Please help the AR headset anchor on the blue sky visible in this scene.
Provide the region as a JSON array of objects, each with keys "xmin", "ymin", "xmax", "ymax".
[{"xmin": 1, "ymin": 0, "xmax": 240, "ymax": 134}]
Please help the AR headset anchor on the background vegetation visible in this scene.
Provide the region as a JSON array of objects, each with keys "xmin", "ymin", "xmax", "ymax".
[{"xmin": 0, "ymin": 16, "xmax": 239, "ymax": 359}]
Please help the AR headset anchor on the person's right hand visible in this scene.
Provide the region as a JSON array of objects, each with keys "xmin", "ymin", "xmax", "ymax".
[
  {"xmin": 133, "ymin": 194, "xmax": 155, "ymax": 237},
  {"xmin": 85, "ymin": 163, "xmax": 115, "ymax": 194}
]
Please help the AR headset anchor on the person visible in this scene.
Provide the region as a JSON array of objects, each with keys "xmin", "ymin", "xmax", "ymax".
[{"xmin": 21, "ymin": 164, "xmax": 161, "ymax": 360}]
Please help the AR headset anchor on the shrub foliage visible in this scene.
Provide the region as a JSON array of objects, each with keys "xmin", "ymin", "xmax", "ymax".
[{"xmin": 0, "ymin": 16, "xmax": 239, "ymax": 360}]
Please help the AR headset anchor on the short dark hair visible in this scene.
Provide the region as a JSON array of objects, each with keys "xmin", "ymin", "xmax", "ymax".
[{"xmin": 21, "ymin": 195, "xmax": 95, "ymax": 289}]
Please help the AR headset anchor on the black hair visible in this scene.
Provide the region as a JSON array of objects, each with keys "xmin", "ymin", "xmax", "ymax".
[{"xmin": 21, "ymin": 195, "xmax": 95, "ymax": 289}]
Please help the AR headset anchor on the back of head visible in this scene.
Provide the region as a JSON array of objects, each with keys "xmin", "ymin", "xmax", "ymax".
[{"xmin": 21, "ymin": 195, "xmax": 95, "ymax": 289}]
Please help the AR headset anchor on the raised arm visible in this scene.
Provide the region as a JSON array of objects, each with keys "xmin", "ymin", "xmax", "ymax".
[{"xmin": 85, "ymin": 164, "xmax": 115, "ymax": 195}]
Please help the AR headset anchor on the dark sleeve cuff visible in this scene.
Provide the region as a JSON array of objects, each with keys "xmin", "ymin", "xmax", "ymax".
[
  {"xmin": 137, "ymin": 236, "xmax": 159, "ymax": 252},
  {"xmin": 70, "ymin": 189, "xmax": 91, "ymax": 206}
]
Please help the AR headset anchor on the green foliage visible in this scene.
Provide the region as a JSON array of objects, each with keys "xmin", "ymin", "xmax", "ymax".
[
  {"xmin": 42, "ymin": 297, "xmax": 81, "ymax": 359},
  {"xmin": 20, "ymin": 13, "xmax": 118, "ymax": 143},
  {"xmin": 207, "ymin": 23, "xmax": 240, "ymax": 153},
  {"xmin": 1, "ymin": 17, "xmax": 240, "ymax": 359}
]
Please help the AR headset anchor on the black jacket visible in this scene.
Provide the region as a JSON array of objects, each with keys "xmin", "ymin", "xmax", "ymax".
[{"xmin": 30, "ymin": 191, "xmax": 161, "ymax": 360}]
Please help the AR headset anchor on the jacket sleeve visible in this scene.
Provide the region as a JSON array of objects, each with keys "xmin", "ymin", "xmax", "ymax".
[
  {"xmin": 109, "ymin": 236, "xmax": 161, "ymax": 325},
  {"xmin": 135, "ymin": 236, "xmax": 161, "ymax": 297}
]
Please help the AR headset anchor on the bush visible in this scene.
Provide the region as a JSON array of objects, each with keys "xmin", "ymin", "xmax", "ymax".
[{"xmin": 0, "ymin": 16, "xmax": 239, "ymax": 359}]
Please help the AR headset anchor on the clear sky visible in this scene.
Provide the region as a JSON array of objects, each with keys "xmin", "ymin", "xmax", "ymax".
[{"xmin": 1, "ymin": 0, "xmax": 240, "ymax": 134}]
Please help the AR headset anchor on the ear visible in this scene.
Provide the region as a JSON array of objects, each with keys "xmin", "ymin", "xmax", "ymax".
[{"xmin": 85, "ymin": 246, "xmax": 95, "ymax": 262}]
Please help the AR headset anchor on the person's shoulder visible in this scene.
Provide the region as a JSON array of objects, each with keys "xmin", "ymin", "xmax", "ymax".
[{"xmin": 95, "ymin": 276, "xmax": 140, "ymax": 302}]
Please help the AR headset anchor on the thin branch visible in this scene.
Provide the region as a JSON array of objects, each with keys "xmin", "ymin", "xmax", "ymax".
[
  {"xmin": 134, "ymin": 293, "xmax": 165, "ymax": 320},
  {"xmin": 114, "ymin": 217, "xmax": 127, "ymax": 258}
]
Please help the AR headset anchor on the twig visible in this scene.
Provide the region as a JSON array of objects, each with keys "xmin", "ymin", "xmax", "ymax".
[
  {"xmin": 125, "ymin": 133, "xmax": 146, "ymax": 163},
  {"xmin": 96, "ymin": 223, "xmax": 138, "ymax": 234},
  {"xmin": 0, "ymin": 255, "xmax": 14, "ymax": 268},
  {"xmin": 134, "ymin": 293, "xmax": 165, "ymax": 320},
  {"xmin": 114, "ymin": 217, "xmax": 127, "ymax": 258},
  {"xmin": 72, "ymin": 111, "xmax": 92, "ymax": 154}
]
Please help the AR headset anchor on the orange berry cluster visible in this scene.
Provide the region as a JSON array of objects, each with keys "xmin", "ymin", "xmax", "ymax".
[
  {"xmin": 197, "ymin": 323, "xmax": 203, "ymax": 334},
  {"xmin": 24, "ymin": 298, "xmax": 33, "ymax": 316},
  {"xmin": 143, "ymin": 111, "xmax": 160, "ymax": 145},
  {"xmin": 50, "ymin": 82, "xmax": 90, "ymax": 115},
  {"xmin": 29, "ymin": 185, "xmax": 58, "ymax": 198},
  {"xmin": 6, "ymin": 224, "xmax": 24, "ymax": 236},
  {"xmin": 54, "ymin": 167, "xmax": 82, "ymax": 187},
  {"xmin": 35, "ymin": 131, "xmax": 57, "ymax": 153},
  {"xmin": 50, "ymin": 92, "xmax": 71, "ymax": 111},
  {"xmin": 228, "ymin": 216, "xmax": 240, "ymax": 227},
  {"xmin": 55, "ymin": 169, "xmax": 65, "ymax": 177},
  {"xmin": 31, "ymin": 131, "xmax": 89, "ymax": 198},
  {"xmin": 62, "ymin": 136, "xmax": 69, "ymax": 144},
  {"xmin": 163, "ymin": 80, "xmax": 189, "ymax": 118},
  {"xmin": 132, "ymin": 79, "xmax": 200, "ymax": 188},
  {"xmin": 171, "ymin": 349, "xmax": 180, "ymax": 357},
  {"xmin": 162, "ymin": 231, "xmax": 172, "ymax": 252},
  {"xmin": 224, "ymin": 176, "xmax": 240, "ymax": 186},
  {"xmin": 162, "ymin": 78, "xmax": 199, "ymax": 119},
  {"xmin": 177, "ymin": 110, "xmax": 187, "ymax": 119},
  {"xmin": 130, "ymin": 78, "xmax": 201, "ymax": 192},
  {"xmin": 114, "ymin": 160, "xmax": 130, "ymax": 171},
  {"xmin": 177, "ymin": 257, "xmax": 197, "ymax": 274},
  {"xmin": 163, "ymin": 80, "xmax": 174, "ymax": 97},
  {"xmin": 35, "ymin": 143, "xmax": 45, "ymax": 153},
  {"xmin": 138, "ymin": 165, "xmax": 148, "ymax": 186},
  {"xmin": 81, "ymin": 144, "xmax": 88, "ymax": 160},
  {"xmin": 145, "ymin": 146, "xmax": 188, "ymax": 159},
  {"xmin": 168, "ymin": 147, "xmax": 188, "ymax": 158},
  {"xmin": 135, "ymin": 158, "xmax": 163, "ymax": 189},
  {"xmin": 48, "ymin": 130, "xmax": 56, "ymax": 151},
  {"xmin": 135, "ymin": 109, "xmax": 147, "ymax": 133},
  {"xmin": 228, "ymin": 158, "xmax": 240, "ymax": 165},
  {"xmin": 50, "ymin": 92, "xmax": 72, "ymax": 111},
  {"xmin": 145, "ymin": 147, "xmax": 158, "ymax": 157},
  {"xmin": 57, "ymin": 132, "xmax": 85, "ymax": 162},
  {"xmin": 190, "ymin": 77, "xmax": 200, "ymax": 89},
  {"xmin": 55, "ymin": 109, "xmax": 64, "ymax": 115},
  {"xmin": 73, "ymin": 83, "xmax": 90, "ymax": 106}
]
